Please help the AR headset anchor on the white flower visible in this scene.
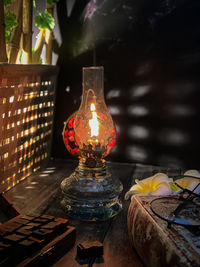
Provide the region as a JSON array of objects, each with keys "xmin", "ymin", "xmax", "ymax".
[
  {"xmin": 125, "ymin": 173, "xmax": 173, "ymax": 200},
  {"xmin": 125, "ymin": 169, "xmax": 200, "ymax": 200},
  {"xmin": 175, "ymin": 169, "xmax": 200, "ymax": 194}
]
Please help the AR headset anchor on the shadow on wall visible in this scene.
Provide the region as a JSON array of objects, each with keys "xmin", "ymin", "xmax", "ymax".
[{"xmin": 52, "ymin": 0, "xmax": 200, "ymax": 169}]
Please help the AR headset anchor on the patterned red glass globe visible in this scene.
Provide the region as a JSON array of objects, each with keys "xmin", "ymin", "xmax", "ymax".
[{"xmin": 63, "ymin": 112, "xmax": 116, "ymax": 158}]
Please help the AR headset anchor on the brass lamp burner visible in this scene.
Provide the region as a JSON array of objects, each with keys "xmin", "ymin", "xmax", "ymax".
[{"xmin": 85, "ymin": 157, "xmax": 97, "ymax": 168}]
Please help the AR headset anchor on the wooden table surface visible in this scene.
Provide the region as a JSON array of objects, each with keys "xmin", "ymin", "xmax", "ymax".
[{"xmin": 5, "ymin": 159, "xmax": 181, "ymax": 267}]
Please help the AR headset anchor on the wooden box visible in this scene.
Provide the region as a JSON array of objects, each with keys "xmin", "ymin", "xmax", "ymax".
[{"xmin": 0, "ymin": 65, "xmax": 58, "ymax": 192}]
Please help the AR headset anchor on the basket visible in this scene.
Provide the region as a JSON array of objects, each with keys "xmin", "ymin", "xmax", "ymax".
[{"xmin": 0, "ymin": 64, "xmax": 59, "ymax": 193}]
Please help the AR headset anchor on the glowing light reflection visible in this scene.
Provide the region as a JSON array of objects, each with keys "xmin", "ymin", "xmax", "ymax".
[
  {"xmin": 107, "ymin": 89, "xmax": 121, "ymax": 99},
  {"xmin": 135, "ymin": 62, "xmax": 152, "ymax": 76},
  {"xmin": 66, "ymin": 86, "xmax": 70, "ymax": 92},
  {"xmin": 127, "ymin": 105, "xmax": 149, "ymax": 116},
  {"xmin": 130, "ymin": 85, "xmax": 151, "ymax": 98},
  {"xmin": 42, "ymin": 170, "xmax": 55, "ymax": 174},
  {"xmin": 128, "ymin": 125, "xmax": 149, "ymax": 139},
  {"xmin": 126, "ymin": 145, "xmax": 147, "ymax": 161},
  {"xmin": 108, "ymin": 106, "xmax": 121, "ymax": 115}
]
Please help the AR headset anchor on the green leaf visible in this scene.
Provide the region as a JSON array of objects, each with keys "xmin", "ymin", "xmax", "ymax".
[
  {"xmin": 170, "ymin": 183, "xmax": 180, "ymax": 192},
  {"xmin": 33, "ymin": 0, "xmax": 36, "ymax": 9},
  {"xmin": 34, "ymin": 11, "xmax": 55, "ymax": 31},
  {"xmin": 4, "ymin": 11, "xmax": 18, "ymax": 43},
  {"xmin": 39, "ymin": 57, "xmax": 43, "ymax": 64},
  {"xmin": 32, "ymin": 48, "xmax": 43, "ymax": 64},
  {"xmin": 4, "ymin": 0, "xmax": 15, "ymax": 7},
  {"xmin": 46, "ymin": 0, "xmax": 59, "ymax": 6}
]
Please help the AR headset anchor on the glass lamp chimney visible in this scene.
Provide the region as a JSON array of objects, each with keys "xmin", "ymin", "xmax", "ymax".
[{"xmin": 74, "ymin": 67, "xmax": 115, "ymax": 165}]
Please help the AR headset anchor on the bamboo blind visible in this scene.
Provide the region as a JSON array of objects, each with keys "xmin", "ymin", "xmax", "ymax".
[{"xmin": 0, "ymin": 65, "xmax": 58, "ymax": 193}]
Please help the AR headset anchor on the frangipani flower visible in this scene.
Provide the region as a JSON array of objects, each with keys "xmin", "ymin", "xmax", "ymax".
[
  {"xmin": 125, "ymin": 173, "xmax": 173, "ymax": 200},
  {"xmin": 125, "ymin": 169, "xmax": 200, "ymax": 200},
  {"xmin": 175, "ymin": 169, "xmax": 200, "ymax": 194}
]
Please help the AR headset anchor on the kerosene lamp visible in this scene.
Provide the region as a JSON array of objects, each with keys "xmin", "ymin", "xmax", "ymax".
[{"xmin": 61, "ymin": 66, "xmax": 123, "ymax": 221}]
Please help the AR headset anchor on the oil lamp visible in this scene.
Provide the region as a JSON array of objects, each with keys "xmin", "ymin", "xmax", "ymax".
[{"xmin": 61, "ymin": 66, "xmax": 123, "ymax": 221}]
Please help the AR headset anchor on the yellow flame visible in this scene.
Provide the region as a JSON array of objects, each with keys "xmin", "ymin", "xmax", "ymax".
[{"xmin": 89, "ymin": 103, "xmax": 99, "ymax": 137}]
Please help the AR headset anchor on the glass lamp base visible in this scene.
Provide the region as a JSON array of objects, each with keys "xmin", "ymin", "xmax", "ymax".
[{"xmin": 60, "ymin": 165, "xmax": 123, "ymax": 221}]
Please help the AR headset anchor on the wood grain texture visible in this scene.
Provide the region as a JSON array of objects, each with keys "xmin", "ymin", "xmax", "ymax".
[{"xmin": 0, "ymin": 0, "xmax": 8, "ymax": 63}]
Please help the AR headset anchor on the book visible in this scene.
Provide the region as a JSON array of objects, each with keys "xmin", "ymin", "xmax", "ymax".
[{"xmin": 127, "ymin": 195, "xmax": 200, "ymax": 267}]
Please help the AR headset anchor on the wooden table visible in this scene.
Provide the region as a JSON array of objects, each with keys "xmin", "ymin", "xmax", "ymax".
[{"xmin": 5, "ymin": 159, "xmax": 181, "ymax": 267}]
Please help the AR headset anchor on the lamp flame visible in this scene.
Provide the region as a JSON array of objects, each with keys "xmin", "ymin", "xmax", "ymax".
[{"xmin": 89, "ymin": 103, "xmax": 99, "ymax": 137}]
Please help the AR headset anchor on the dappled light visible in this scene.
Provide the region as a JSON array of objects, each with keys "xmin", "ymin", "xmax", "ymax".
[
  {"xmin": 106, "ymin": 89, "xmax": 121, "ymax": 99},
  {"xmin": 42, "ymin": 170, "xmax": 56, "ymax": 174},
  {"xmin": 25, "ymin": 186, "xmax": 36, "ymax": 190},
  {"xmin": 130, "ymin": 85, "xmax": 151, "ymax": 99},
  {"xmin": 126, "ymin": 145, "xmax": 148, "ymax": 162},
  {"xmin": 39, "ymin": 174, "xmax": 49, "ymax": 177},
  {"xmin": 128, "ymin": 125, "xmax": 150, "ymax": 140},
  {"xmin": 127, "ymin": 105, "xmax": 149, "ymax": 117},
  {"xmin": 108, "ymin": 105, "xmax": 122, "ymax": 116}
]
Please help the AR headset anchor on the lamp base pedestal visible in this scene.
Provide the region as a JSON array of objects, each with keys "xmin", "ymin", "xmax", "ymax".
[{"xmin": 60, "ymin": 164, "xmax": 123, "ymax": 221}]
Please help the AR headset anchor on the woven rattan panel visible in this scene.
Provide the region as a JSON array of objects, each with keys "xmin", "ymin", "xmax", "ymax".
[{"xmin": 0, "ymin": 65, "xmax": 58, "ymax": 192}]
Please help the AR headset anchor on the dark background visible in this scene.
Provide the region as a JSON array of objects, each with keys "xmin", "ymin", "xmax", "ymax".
[{"xmin": 50, "ymin": 0, "xmax": 200, "ymax": 169}]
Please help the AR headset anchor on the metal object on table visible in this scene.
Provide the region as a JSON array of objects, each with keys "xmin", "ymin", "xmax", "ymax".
[{"xmin": 150, "ymin": 175, "xmax": 200, "ymax": 230}]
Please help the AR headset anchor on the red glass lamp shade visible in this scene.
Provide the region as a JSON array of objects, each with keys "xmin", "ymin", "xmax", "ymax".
[
  {"xmin": 63, "ymin": 113, "xmax": 116, "ymax": 158},
  {"xmin": 63, "ymin": 114, "xmax": 79, "ymax": 157}
]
